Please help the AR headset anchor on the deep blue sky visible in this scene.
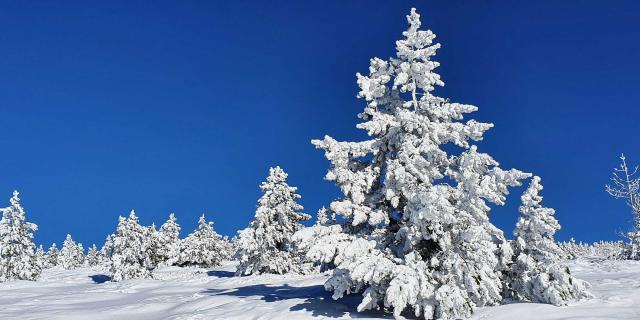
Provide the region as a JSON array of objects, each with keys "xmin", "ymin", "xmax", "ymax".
[{"xmin": 1, "ymin": 1, "xmax": 639, "ymax": 248}]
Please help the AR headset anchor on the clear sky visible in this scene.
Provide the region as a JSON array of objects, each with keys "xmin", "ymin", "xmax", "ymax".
[{"xmin": 1, "ymin": 1, "xmax": 639, "ymax": 248}]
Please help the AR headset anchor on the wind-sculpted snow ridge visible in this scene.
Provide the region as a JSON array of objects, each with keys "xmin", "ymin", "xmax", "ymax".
[{"xmin": 0, "ymin": 260, "xmax": 637, "ymax": 319}]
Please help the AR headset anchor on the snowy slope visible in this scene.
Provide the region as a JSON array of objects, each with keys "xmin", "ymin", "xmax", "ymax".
[{"xmin": 0, "ymin": 260, "xmax": 638, "ymax": 319}]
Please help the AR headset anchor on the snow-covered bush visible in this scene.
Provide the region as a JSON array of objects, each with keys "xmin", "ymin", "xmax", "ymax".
[
  {"xmin": 559, "ymin": 239, "xmax": 628, "ymax": 260},
  {"xmin": 109, "ymin": 210, "xmax": 154, "ymax": 281},
  {"xmin": 300, "ymin": 9, "xmax": 586, "ymax": 319},
  {"xmin": 0, "ymin": 191, "xmax": 41, "ymax": 281},
  {"xmin": 58, "ymin": 234, "xmax": 85, "ymax": 269},
  {"xmin": 236, "ymin": 166, "xmax": 311, "ymax": 276},
  {"xmin": 152, "ymin": 213, "xmax": 181, "ymax": 266},
  {"xmin": 507, "ymin": 177, "xmax": 590, "ymax": 305},
  {"xmin": 178, "ymin": 214, "xmax": 228, "ymax": 268}
]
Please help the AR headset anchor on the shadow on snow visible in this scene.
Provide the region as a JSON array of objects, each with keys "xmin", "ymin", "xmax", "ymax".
[
  {"xmin": 206, "ymin": 270, "xmax": 235, "ymax": 278},
  {"xmin": 88, "ymin": 274, "xmax": 112, "ymax": 284},
  {"xmin": 203, "ymin": 283, "xmax": 392, "ymax": 318}
]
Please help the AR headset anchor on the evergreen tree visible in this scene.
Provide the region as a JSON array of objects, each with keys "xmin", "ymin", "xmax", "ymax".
[
  {"xmin": 58, "ymin": 234, "xmax": 85, "ymax": 269},
  {"xmin": 109, "ymin": 210, "xmax": 153, "ymax": 281},
  {"xmin": 300, "ymin": 9, "xmax": 542, "ymax": 319},
  {"xmin": 146, "ymin": 223, "xmax": 159, "ymax": 266},
  {"xmin": 35, "ymin": 245, "xmax": 46, "ymax": 270},
  {"xmin": 508, "ymin": 177, "xmax": 590, "ymax": 305},
  {"xmin": 101, "ymin": 234, "xmax": 115, "ymax": 259},
  {"xmin": 178, "ymin": 214, "xmax": 228, "ymax": 268},
  {"xmin": 0, "ymin": 190, "xmax": 41, "ymax": 281},
  {"xmin": 86, "ymin": 244, "xmax": 101, "ymax": 267},
  {"xmin": 315, "ymin": 207, "xmax": 330, "ymax": 226},
  {"xmin": 45, "ymin": 243, "xmax": 59, "ymax": 268},
  {"xmin": 236, "ymin": 167, "xmax": 311, "ymax": 276},
  {"xmin": 154, "ymin": 213, "xmax": 181, "ymax": 266}
]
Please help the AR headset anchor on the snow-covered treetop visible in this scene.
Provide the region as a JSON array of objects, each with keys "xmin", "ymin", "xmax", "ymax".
[
  {"xmin": 312, "ymin": 8, "xmax": 528, "ymax": 230},
  {"xmin": 252, "ymin": 166, "xmax": 310, "ymax": 231},
  {"xmin": 3, "ymin": 190, "xmax": 37, "ymax": 231}
]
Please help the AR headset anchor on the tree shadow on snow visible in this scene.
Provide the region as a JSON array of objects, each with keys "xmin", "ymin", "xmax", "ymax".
[
  {"xmin": 89, "ymin": 274, "xmax": 112, "ymax": 283},
  {"xmin": 204, "ymin": 284, "xmax": 392, "ymax": 318},
  {"xmin": 207, "ymin": 270, "xmax": 235, "ymax": 278}
]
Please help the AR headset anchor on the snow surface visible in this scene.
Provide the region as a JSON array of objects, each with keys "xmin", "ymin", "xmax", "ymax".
[{"xmin": 0, "ymin": 260, "xmax": 638, "ymax": 319}]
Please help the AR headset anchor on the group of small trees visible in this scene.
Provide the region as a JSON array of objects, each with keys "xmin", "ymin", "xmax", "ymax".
[
  {"xmin": 103, "ymin": 211, "xmax": 231, "ymax": 281},
  {"xmin": 559, "ymin": 239, "xmax": 628, "ymax": 260},
  {"xmin": 0, "ymin": 190, "xmax": 232, "ymax": 282}
]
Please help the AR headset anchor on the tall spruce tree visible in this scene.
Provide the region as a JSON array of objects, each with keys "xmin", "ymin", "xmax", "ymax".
[
  {"xmin": 0, "ymin": 191, "xmax": 41, "ymax": 281},
  {"xmin": 297, "ymin": 9, "xmax": 573, "ymax": 319},
  {"xmin": 236, "ymin": 167, "xmax": 311, "ymax": 276},
  {"xmin": 178, "ymin": 214, "xmax": 228, "ymax": 268},
  {"xmin": 109, "ymin": 210, "xmax": 154, "ymax": 281},
  {"xmin": 508, "ymin": 177, "xmax": 590, "ymax": 305}
]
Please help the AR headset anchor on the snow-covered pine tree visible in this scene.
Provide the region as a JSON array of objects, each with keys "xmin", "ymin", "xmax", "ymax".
[
  {"xmin": 146, "ymin": 223, "xmax": 159, "ymax": 266},
  {"xmin": 86, "ymin": 244, "xmax": 101, "ymax": 267},
  {"xmin": 300, "ymin": 9, "xmax": 537, "ymax": 319},
  {"xmin": 315, "ymin": 207, "xmax": 330, "ymax": 226},
  {"xmin": 0, "ymin": 190, "xmax": 41, "ymax": 281},
  {"xmin": 58, "ymin": 234, "xmax": 85, "ymax": 269},
  {"xmin": 109, "ymin": 210, "xmax": 154, "ymax": 281},
  {"xmin": 508, "ymin": 177, "xmax": 590, "ymax": 305},
  {"xmin": 154, "ymin": 213, "xmax": 181, "ymax": 266},
  {"xmin": 178, "ymin": 214, "xmax": 228, "ymax": 268},
  {"xmin": 45, "ymin": 243, "xmax": 59, "ymax": 268},
  {"xmin": 35, "ymin": 245, "xmax": 46, "ymax": 270},
  {"xmin": 228, "ymin": 235, "xmax": 240, "ymax": 259},
  {"xmin": 236, "ymin": 167, "xmax": 311, "ymax": 276},
  {"xmin": 101, "ymin": 234, "xmax": 115, "ymax": 260}
]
